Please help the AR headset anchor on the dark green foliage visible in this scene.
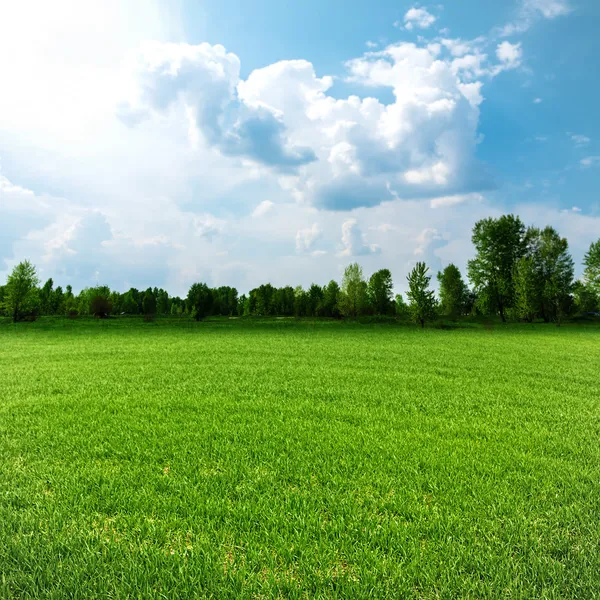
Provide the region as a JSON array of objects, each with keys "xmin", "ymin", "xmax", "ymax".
[
  {"xmin": 1, "ymin": 259, "xmax": 40, "ymax": 322},
  {"xmin": 437, "ymin": 264, "xmax": 468, "ymax": 318},
  {"xmin": 212, "ymin": 286, "xmax": 238, "ymax": 316},
  {"xmin": 187, "ymin": 283, "xmax": 213, "ymax": 321},
  {"xmin": 468, "ymin": 215, "xmax": 526, "ymax": 322},
  {"xmin": 142, "ymin": 290, "xmax": 157, "ymax": 317},
  {"xmin": 322, "ymin": 280, "xmax": 341, "ymax": 318},
  {"xmin": 293, "ymin": 286, "xmax": 309, "ymax": 317},
  {"xmin": 584, "ymin": 239, "xmax": 600, "ymax": 297},
  {"xmin": 395, "ymin": 293, "xmax": 409, "ymax": 319},
  {"xmin": 514, "ymin": 256, "xmax": 538, "ymax": 322},
  {"xmin": 272, "ymin": 286, "xmax": 295, "ymax": 316},
  {"xmin": 367, "ymin": 269, "xmax": 394, "ymax": 315},
  {"xmin": 573, "ymin": 281, "xmax": 598, "ymax": 313},
  {"xmin": 39, "ymin": 278, "xmax": 54, "ymax": 315},
  {"xmin": 514, "ymin": 227, "xmax": 575, "ymax": 323},
  {"xmin": 308, "ymin": 284, "xmax": 325, "ymax": 317},
  {"xmin": 89, "ymin": 290, "xmax": 112, "ymax": 318},
  {"xmin": 156, "ymin": 289, "xmax": 170, "ymax": 315},
  {"xmin": 407, "ymin": 262, "xmax": 437, "ymax": 328}
]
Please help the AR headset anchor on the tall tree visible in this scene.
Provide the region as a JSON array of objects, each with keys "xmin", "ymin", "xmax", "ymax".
[
  {"xmin": 573, "ymin": 281, "xmax": 599, "ymax": 313},
  {"xmin": 156, "ymin": 289, "xmax": 170, "ymax": 314},
  {"xmin": 536, "ymin": 227, "xmax": 574, "ymax": 323},
  {"xmin": 513, "ymin": 256, "xmax": 538, "ymax": 322},
  {"xmin": 367, "ymin": 269, "xmax": 394, "ymax": 315},
  {"xmin": 437, "ymin": 264, "xmax": 467, "ymax": 318},
  {"xmin": 406, "ymin": 262, "xmax": 437, "ymax": 328},
  {"xmin": 308, "ymin": 284, "xmax": 324, "ymax": 317},
  {"xmin": 584, "ymin": 239, "xmax": 600, "ymax": 297},
  {"xmin": 187, "ymin": 283, "xmax": 213, "ymax": 321},
  {"xmin": 293, "ymin": 286, "xmax": 308, "ymax": 317},
  {"xmin": 52, "ymin": 286, "xmax": 65, "ymax": 315},
  {"xmin": 40, "ymin": 278, "xmax": 54, "ymax": 315},
  {"xmin": 323, "ymin": 280, "xmax": 341, "ymax": 318},
  {"xmin": 2, "ymin": 260, "xmax": 40, "ymax": 322},
  {"xmin": 338, "ymin": 263, "xmax": 367, "ymax": 318},
  {"xmin": 395, "ymin": 294, "xmax": 409, "ymax": 319},
  {"xmin": 468, "ymin": 215, "xmax": 526, "ymax": 322},
  {"xmin": 142, "ymin": 290, "xmax": 157, "ymax": 317}
]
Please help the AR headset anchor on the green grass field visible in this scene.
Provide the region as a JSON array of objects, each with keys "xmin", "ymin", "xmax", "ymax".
[{"xmin": 1, "ymin": 318, "xmax": 599, "ymax": 598}]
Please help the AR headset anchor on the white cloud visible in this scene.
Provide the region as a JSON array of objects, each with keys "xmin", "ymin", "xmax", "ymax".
[
  {"xmin": 414, "ymin": 227, "xmax": 442, "ymax": 255},
  {"xmin": 533, "ymin": 97, "xmax": 543, "ymax": 104},
  {"xmin": 403, "ymin": 7, "xmax": 437, "ymax": 31},
  {"xmin": 338, "ymin": 219, "xmax": 380, "ymax": 256},
  {"xmin": 430, "ymin": 192, "xmax": 485, "ymax": 208},
  {"xmin": 570, "ymin": 134, "xmax": 591, "ymax": 146},
  {"xmin": 252, "ymin": 200, "xmax": 275, "ymax": 217},
  {"xmin": 495, "ymin": 41, "xmax": 523, "ymax": 71},
  {"xmin": 523, "ymin": 0, "xmax": 571, "ymax": 19},
  {"xmin": 296, "ymin": 223, "xmax": 322, "ymax": 253},
  {"xmin": 0, "ymin": 0, "xmax": 592, "ymax": 296},
  {"xmin": 581, "ymin": 156, "xmax": 600, "ymax": 169},
  {"xmin": 501, "ymin": 0, "xmax": 572, "ymax": 36}
]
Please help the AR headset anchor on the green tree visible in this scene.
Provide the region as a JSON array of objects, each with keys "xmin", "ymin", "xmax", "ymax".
[
  {"xmin": 514, "ymin": 256, "xmax": 538, "ymax": 322},
  {"xmin": 338, "ymin": 263, "xmax": 367, "ymax": 318},
  {"xmin": 64, "ymin": 285, "xmax": 77, "ymax": 317},
  {"xmin": 40, "ymin": 278, "xmax": 54, "ymax": 315},
  {"xmin": 395, "ymin": 293, "xmax": 409, "ymax": 319},
  {"xmin": 573, "ymin": 281, "xmax": 598, "ymax": 313},
  {"xmin": 367, "ymin": 269, "xmax": 394, "ymax": 315},
  {"xmin": 406, "ymin": 262, "xmax": 437, "ymax": 328},
  {"xmin": 88, "ymin": 286, "xmax": 112, "ymax": 318},
  {"xmin": 536, "ymin": 227, "xmax": 574, "ymax": 324},
  {"xmin": 308, "ymin": 284, "xmax": 324, "ymax": 317},
  {"xmin": 437, "ymin": 264, "xmax": 468, "ymax": 318},
  {"xmin": 156, "ymin": 289, "xmax": 170, "ymax": 314},
  {"xmin": 583, "ymin": 239, "xmax": 600, "ymax": 297},
  {"xmin": 2, "ymin": 260, "xmax": 40, "ymax": 322},
  {"xmin": 142, "ymin": 290, "xmax": 157, "ymax": 317},
  {"xmin": 468, "ymin": 215, "xmax": 526, "ymax": 322},
  {"xmin": 52, "ymin": 286, "xmax": 65, "ymax": 315},
  {"xmin": 187, "ymin": 283, "xmax": 213, "ymax": 321},
  {"xmin": 0, "ymin": 285, "xmax": 6, "ymax": 316},
  {"xmin": 322, "ymin": 280, "xmax": 341, "ymax": 318},
  {"xmin": 293, "ymin": 286, "xmax": 308, "ymax": 317}
]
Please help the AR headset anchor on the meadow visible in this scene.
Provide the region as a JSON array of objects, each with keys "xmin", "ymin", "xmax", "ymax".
[{"xmin": 1, "ymin": 318, "xmax": 599, "ymax": 598}]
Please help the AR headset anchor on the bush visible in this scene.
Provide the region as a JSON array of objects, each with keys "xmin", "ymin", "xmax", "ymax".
[{"xmin": 90, "ymin": 295, "xmax": 112, "ymax": 318}]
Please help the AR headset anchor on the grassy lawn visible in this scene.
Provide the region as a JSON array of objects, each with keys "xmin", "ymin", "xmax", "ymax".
[{"xmin": 1, "ymin": 318, "xmax": 599, "ymax": 598}]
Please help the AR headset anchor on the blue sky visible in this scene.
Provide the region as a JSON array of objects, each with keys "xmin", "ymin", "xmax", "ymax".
[{"xmin": 1, "ymin": 0, "xmax": 599, "ymax": 295}]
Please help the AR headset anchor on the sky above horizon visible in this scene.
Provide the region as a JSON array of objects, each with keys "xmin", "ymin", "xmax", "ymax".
[{"xmin": 1, "ymin": 0, "xmax": 599, "ymax": 295}]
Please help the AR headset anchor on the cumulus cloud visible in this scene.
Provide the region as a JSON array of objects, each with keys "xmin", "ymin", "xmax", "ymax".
[
  {"xmin": 338, "ymin": 219, "xmax": 380, "ymax": 256},
  {"xmin": 1, "ymin": 0, "xmax": 590, "ymax": 296},
  {"xmin": 120, "ymin": 43, "xmax": 316, "ymax": 171},
  {"xmin": 414, "ymin": 228, "xmax": 443, "ymax": 256},
  {"xmin": 116, "ymin": 37, "xmax": 529, "ymax": 212},
  {"xmin": 403, "ymin": 7, "xmax": 437, "ymax": 30},
  {"xmin": 495, "ymin": 42, "xmax": 523, "ymax": 71},
  {"xmin": 296, "ymin": 223, "xmax": 322, "ymax": 253}
]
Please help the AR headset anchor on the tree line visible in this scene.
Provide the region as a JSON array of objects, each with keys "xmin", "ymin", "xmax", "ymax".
[{"xmin": 1, "ymin": 215, "xmax": 599, "ymax": 326}]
